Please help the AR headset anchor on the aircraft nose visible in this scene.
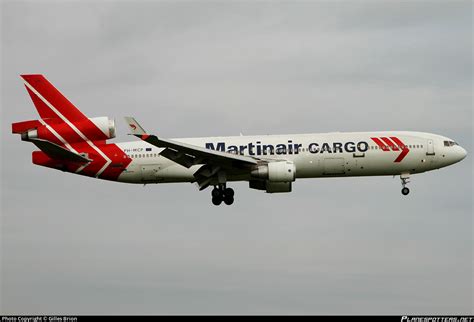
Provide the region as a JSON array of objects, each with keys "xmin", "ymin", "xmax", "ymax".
[{"xmin": 458, "ymin": 146, "xmax": 467, "ymax": 161}]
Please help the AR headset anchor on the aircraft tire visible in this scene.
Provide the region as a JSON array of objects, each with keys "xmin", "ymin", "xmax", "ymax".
[
  {"xmin": 212, "ymin": 196, "xmax": 223, "ymax": 206},
  {"xmin": 224, "ymin": 188, "xmax": 234, "ymax": 198},
  {"xmin": 211, "ymin": 188, "xmax": 222, "ymax": 198},
  {"xmin": 224, "ymin": 196, "xmax": 234, "ymax": 205},
  {"xmin": 401, "ymin": 187, "xmax": 410, "ymax": 195}
]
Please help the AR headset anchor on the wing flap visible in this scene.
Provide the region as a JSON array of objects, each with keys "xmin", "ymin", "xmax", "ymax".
[{"xmin": 159, "ymin": 148, "xmax": 196, "ymax": 168}]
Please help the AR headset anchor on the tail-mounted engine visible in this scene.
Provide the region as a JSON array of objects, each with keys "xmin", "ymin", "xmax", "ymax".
[{"xmin": 14, "ymin": 116, "xmax": 116, "ymax": 143}]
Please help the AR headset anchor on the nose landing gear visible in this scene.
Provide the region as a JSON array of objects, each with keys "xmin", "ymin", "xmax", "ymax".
[
  {"xmin": 400, "ymin": 174, "xmax": 410, "ymax": 195},
  {"xmin": 211, "ymin": 185, "xmax": 235, "ymax": 206}
]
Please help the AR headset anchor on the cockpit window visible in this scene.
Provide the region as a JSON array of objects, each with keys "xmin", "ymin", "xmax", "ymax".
[{"xmin": 444, "ymin": 140, "xmax": 458, "ymax": 147}]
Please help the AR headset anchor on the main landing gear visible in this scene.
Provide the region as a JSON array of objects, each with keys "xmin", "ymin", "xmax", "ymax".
[
  {"xmin": 400, "ymin": 174, "xmax": 410, "ymax": 196},
  {"xmin": 211, "ymin": 185, "xmax": 235, "ymax": 206}
]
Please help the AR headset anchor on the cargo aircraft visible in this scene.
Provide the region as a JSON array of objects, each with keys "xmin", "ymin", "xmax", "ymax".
[{"xmin": 12, "ymin": 75, "xmax": 467, "ymax": 205}]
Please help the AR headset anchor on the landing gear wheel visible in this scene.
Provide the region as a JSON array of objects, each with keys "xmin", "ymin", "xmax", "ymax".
[
  {"xmin": 400, "ymin": 174, "xmax": 411, "ymax": 196},
  {"xmin": 212, "ymin": 196, "xmax": 223, "ymax": 206},
  {"xmin": 401, "ymin": 187, "xmax": 410, "ymax": 195},
  {"xmin": 223, "ymin": 195, "xmax": 234, "ymax": 205},
  {"xmin": 211, "ymin": 188, "xmax": 222, "ymax": 198},
  {"xmin": 210, "ymin": 185, "xmax": 235, "ymax": 205},
  {"xmin": 224, "ymin": 188, "xmax": 234, "ymax": 198}
]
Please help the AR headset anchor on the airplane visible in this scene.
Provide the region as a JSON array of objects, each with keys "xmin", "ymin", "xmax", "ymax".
[{"xmin": 12, "ymin": 75, "xmax": 467, "ymax": 205}]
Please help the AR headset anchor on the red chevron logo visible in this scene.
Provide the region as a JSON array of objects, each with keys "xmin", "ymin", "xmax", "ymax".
[{"xmin": 371, "ymin": 136, "xmax": 410, "ymax": 162}]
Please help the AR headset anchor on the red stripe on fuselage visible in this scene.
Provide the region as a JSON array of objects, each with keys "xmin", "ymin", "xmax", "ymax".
[
  {"xmin": 381, "ymin": 137, "xmax": 399, "ymax": 151},
  {"xmin": 52, "ymin": 143, "xmax": 131, "ymax": 181},
  {"xmin": 371, "ymin": 137, "xmax": 390, "ymax": 151},
  {"xmin": 389, "ymin": 137, "xmax": 410, "ymax": 162},
  {"xmin": 98, "ymin": 144, "xmax": 133, "ymax": 181},
  {"xmin": 371, "ymin": 136, "xmax": 410, "ymax": 162}
]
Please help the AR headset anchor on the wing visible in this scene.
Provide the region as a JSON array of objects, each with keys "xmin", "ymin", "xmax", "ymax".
[{"xmin": 125, "ymin": 117, "xmax": 258, "ymax": 190}]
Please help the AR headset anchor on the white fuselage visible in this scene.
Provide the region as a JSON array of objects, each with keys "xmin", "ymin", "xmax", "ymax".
[{"xmin": 115, "ymin": 131, "xmax": 467, "ymax": 184}]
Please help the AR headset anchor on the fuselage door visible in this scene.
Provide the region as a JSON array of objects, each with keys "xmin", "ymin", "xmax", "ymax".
[{"xmin": 426, "ymin": 139, "xmax": 435, "ymax": 155}]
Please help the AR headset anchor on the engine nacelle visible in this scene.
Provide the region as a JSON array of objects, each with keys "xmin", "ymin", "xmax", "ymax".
[
  {"xmin": 249, "ymin": 180, "xmax": 292, "ymax": 193},
  {"xmin": 20, "ymin": 116, "xmax": 116, "ymax": 143},
  {"xmin": 251, "ymin": 161, "xmax": 296, "ymax": 182},
  {"xmin": 266, "ymin": 181, "xmax": 292, "ymax": 193},
  {"xmin": 89, "ymin": 117, "xmax": 116, "ymax": 139}
]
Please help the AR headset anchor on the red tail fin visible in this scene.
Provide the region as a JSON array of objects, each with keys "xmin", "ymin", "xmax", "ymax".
[
  {"xmin": 21, "ymin": 74, "xmax": 87, "ymax": 121},
  {"xmin": 18, "ymin": 75, "xmax": 113, "ymax": 144}
]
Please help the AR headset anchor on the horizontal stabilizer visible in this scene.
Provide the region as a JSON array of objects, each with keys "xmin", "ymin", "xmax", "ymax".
[
  {"xmin": 30, "ymin": 138, "xmax": 91, "ymax": 163},
  {"xmin": 12, "ymin": 120, "xmax": 42, "ymax": 134}
]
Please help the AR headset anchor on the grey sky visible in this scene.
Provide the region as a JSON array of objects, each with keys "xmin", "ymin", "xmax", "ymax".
[{"xmin": 1, "ymin": 0, "xmax": 472, "ymax": 314}]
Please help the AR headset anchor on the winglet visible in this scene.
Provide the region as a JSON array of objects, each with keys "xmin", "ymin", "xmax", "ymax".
[{"xmin": 124, "ymin": 117, "xmax": 147, "ymax": 136}]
